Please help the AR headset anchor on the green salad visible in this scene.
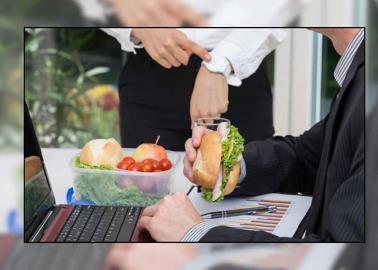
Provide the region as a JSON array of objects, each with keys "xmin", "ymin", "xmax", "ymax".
[{"xmin": 74, "ymin": 157, "xmax": 163, "ymax": 206}]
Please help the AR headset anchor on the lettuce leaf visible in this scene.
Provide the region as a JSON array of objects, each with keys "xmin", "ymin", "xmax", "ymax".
[
  {"xmin": 201, "ymin": 187, "xmax": 214, "ymax": 202},
  {"xmin": 74, "ymin": 156, "xmax": 162, "ymax": 206},
  {"xmin": 220, "ymin": 125, "xmax": 244, "ymax": 191},
  {"xmin": 75, "ymin": 156, "xmax": 112, "ymax": 170},
  {"xmin": 201, "ymin": 125, "xmax": 244, "ymax": 202}
]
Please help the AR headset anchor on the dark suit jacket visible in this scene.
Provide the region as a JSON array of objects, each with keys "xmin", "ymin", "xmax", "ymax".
[
  {"xmin": 201, "ymin": 41, "xmax": 365, "ymax": 242},
  {"xmin": 332, "ymin": 99, "xmax": 378, "ymax": 269}
]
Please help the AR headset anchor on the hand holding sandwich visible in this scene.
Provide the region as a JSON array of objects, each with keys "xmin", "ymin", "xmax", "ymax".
[{"xmin": 184, "ymin": 123, "xmax": 244, "ymax": 201}]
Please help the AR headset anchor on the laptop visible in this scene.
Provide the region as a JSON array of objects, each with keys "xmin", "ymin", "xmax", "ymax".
[{"xmin": 24, "ymin": 102, "xmax": 142, "ymax": 242}]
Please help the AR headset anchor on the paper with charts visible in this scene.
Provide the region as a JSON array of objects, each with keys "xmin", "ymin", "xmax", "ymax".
[{"xmin": 188, "ymin": 190, "xmax": 312, "ymax": 237}]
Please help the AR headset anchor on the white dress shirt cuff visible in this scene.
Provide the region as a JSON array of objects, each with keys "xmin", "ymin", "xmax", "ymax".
[
  {"xmin": 181, "ymin": 221, "xmax": 219, "ymax": 242},
  {"xmin": 203, "ymin": 53, "xmax": 242, "ymax": 87},
  {"xmin": 210, "ymin": 41, "xmax": 246, "ymax": 86}
]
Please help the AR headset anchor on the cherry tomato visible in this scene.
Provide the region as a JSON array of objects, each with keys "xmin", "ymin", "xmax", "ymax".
[
  {"xmin": 159, "ymin": 158, "xmax": 172, "ymax": 171},
  {"xmin": 142, "ymin": 158, "xmax": 156, "ymax": 165},
  {"xmin": 151, "ymin": 160, "xmax": 161, "ymax": 171},
  {"xmin": 117, "ymin": 161, "xmax": 129, "ymax": 170},
  {"xmin": 153, "ymin": 169, "xmax": 162, "ymax": 172},
  {"xmin": 117, "ymin": 156, "xmax": 135, "ymax": 170},
  {"xmin": 128, "ymin": 162, "xmax": 143, "ymax": 172},
  {"xmin": 122, "ymin": 156, "xmax": 135, "ymax": 166},
  {"xmin": 142, "ymin": 163, "xmax": 153, "ymax": 172}
]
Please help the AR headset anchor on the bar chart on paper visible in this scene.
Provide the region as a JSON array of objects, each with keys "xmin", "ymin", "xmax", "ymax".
[{"xmin": 188, "ymin": 191, "xmax": 312, "ymax": 237}]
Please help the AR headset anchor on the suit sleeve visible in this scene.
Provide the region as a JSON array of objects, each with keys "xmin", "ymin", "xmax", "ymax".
[
  {"xmin": 231, "ymin": 117, "xmax": 327, "ymax": 197},
  {"xmin": 200, "ymin": 126, "xmax": 364, "ymax": 242},
  {"xmin": 200, "ymin": 168, "xmax": 364, "ymax": 242}
]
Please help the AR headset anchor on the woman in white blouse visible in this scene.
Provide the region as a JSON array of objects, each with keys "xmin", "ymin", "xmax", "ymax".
[{"xmin": 104, "ymin": 27, "xmax": 285, "ymax": 150}]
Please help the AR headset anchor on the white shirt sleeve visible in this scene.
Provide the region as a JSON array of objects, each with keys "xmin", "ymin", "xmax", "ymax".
[
  {"xmin": 101, "ymin": 28, "xmax": 143, "ymax": 54},
  {"xmin": 201, "ymin": 0, "xmax": 308, "ymax": 86},
  {"xmin": 207, "ymin": 0, "xmax": 309, "ymax": 27},
  {"xmin": 204, "ymin": 29, "xmax": 287, "ymax": 86},
  {"xmin": 71, "ymin": 0, "xmax": 113, "ymax": 22}
]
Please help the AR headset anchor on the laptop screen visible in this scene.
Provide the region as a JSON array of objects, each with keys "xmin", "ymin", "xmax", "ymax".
[{"xmin": 24, "ymin": 102, "xmax": 55, "ymax": 240}]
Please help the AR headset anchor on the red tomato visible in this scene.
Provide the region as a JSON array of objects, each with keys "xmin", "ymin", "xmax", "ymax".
[
  {"xmin": 117, "ymin": 156, "xmax": 135, "ymax": 170},
  {"xmin": 151, "ymin": 160, "xmax": 161, "ymax": 171},
  {"xmin": 142, "ymin": 163, "xmax": 153, "ymax": 172},
  {"xmin": 117, "ymin": 162, "xmax": 129, "ymax": 170},
  {"xmin": 142, "ymin": 158, "xmax": 156, "ymax": 165},
  {"xmin": 159, "ymin": 159, "xmax": 172, "ymax": 171},
  {"xmin": 153, "ymin": 169, "xmax": 162, "ymax": 172},
  {"xmin": 128, "ymin": 162, "xmax": 143, "ymax": 172},
  {"xmin": 122, "ymin": 156, "xmax": 135, "ymax": 166}
]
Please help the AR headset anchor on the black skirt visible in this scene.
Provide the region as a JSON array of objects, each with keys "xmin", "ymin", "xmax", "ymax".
[{"xmin": 118, "ymin": 49, "xmax": 274, "ymax": 151}]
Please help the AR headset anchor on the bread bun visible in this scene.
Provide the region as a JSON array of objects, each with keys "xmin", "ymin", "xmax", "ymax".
[
  {"xmin": 80, "ymin": 138, "xmax": 123, "ymax": 168},
  {"xmin": 193, "ymin": 131, "xmax": 222, "ymax": 189},
  {"xmin": 224, "ymin": 162, "xmax": 240, "ymax": 195},
  {"xmin": 25, "ymin": 156, "xmax": 42, "ymax": 182}
]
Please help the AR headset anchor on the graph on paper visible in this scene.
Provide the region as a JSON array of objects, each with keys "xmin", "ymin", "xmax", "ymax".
[{"xmin": 188, "ymin": 191, "xmax": 312, "ymax": 237}]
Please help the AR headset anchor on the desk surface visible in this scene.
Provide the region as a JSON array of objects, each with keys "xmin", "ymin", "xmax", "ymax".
[{"xmin": 41, "ymin": 148, "xmax": 193, "ymax": 204}]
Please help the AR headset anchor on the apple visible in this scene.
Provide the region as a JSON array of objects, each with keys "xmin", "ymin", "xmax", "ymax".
[{"xmin": 132, "ymin": 143, "xmax": 167, "ymax": 162}]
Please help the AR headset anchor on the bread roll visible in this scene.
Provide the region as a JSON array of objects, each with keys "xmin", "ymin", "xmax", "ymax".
[
  {"xmin": 80, "ymin": 138, "xmax": 123, "ymax": 168},
  {"xmin": 192, "ymin": 131, "xmax": 222, "ymax": 189},
  {"xmin": 224, "ymin": 162, "xmax": 240, "ymax": 195},
  {"xmin": 193, "ymin": 131, "xmax": 240, "ymax": 196}
]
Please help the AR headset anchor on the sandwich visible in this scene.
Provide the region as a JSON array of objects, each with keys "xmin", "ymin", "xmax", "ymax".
[
  {"xmin": 193, "ymin": 122, "xmax": 244, "ymax": 202},
  {"xmin": 79, "ymin": 138, "xmax": 123, "ymax": 168}
]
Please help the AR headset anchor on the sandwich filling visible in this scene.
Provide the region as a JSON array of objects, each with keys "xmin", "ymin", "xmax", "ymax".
[{"xmin": 201, "ymin": 123, "xmax": 244, "ymax": 202}]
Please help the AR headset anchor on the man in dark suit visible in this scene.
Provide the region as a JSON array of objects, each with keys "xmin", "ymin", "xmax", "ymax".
[{"xmin": 133, "ymin": 28, "xmax": 365, "ymax": 242}]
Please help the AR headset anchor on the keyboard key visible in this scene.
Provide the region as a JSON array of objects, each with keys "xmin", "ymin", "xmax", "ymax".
[
  {"xmin": 103, "ymin": 207, "xmax": 128, "ymax": 242},
  {"xmin": 56, "ymin": 206, "xmax": 82, "ymax": 242},
  {"xmin": 78, "ymin": 207, "xmax": 105, "ymax": 242},
  {"xmin": 116, "ymin": 207, "xmax": 141, "ymax": 242},
  {"xmin": 90, "ymin": 206, "xmax": 117, "ymax": 242},
  {"xmin": 65, "ymin": 206, "xmax": 94, "ymax": 242}
]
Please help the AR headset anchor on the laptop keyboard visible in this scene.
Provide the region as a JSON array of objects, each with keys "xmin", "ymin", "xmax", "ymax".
[{"xmin": 55, "ymin": 205, "xmax": 141, "ymax": 242}]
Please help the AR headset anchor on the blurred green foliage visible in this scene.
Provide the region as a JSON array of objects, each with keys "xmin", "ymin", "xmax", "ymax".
[
  {"xmin": 0, "ymin": 15, "xmax": 23, "ymax": 149},
  {"xmin": 25, "ymin": 28, "xmax": 122, "ymax": 148}
]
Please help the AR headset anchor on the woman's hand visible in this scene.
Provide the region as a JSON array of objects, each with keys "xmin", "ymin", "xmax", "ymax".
[
  {"xmin": 109, "ymin": 0, "xmax": 206, "ymax": 27},
  {"xmin": 190, "ymin": 65, "xmax": 229, "ymax": 125},
  {"xmin": 132, "ymin": 28, "xmax": 211, "ymax": 69}
]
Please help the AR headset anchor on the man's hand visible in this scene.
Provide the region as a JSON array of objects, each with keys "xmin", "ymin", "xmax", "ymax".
[
  {"xmin": 135, "ymin": 192, "xmax": 203, "ymax": 241},
  {"xmin": 190, "ymin": 65, "xmax": 229, "ymax": 125},
  {"xmin": 132, "ymin": 28, "xmax": 211, "ymax": 69},
  {"xmin": 183, "ymin": 127, "xmax": 211, "ymax": 184},
  {"xmin": 109, "ymin": 0, "xmax": 206, "ymax": 27},
  {"xmin": 103, "ymin": 243, "xmax": 198, "ymax": 270}
]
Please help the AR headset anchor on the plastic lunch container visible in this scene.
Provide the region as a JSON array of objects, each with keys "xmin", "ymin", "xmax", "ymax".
[{"xmin": 71, "ymin": 149, "xmax": 180, "ymax": 207}]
